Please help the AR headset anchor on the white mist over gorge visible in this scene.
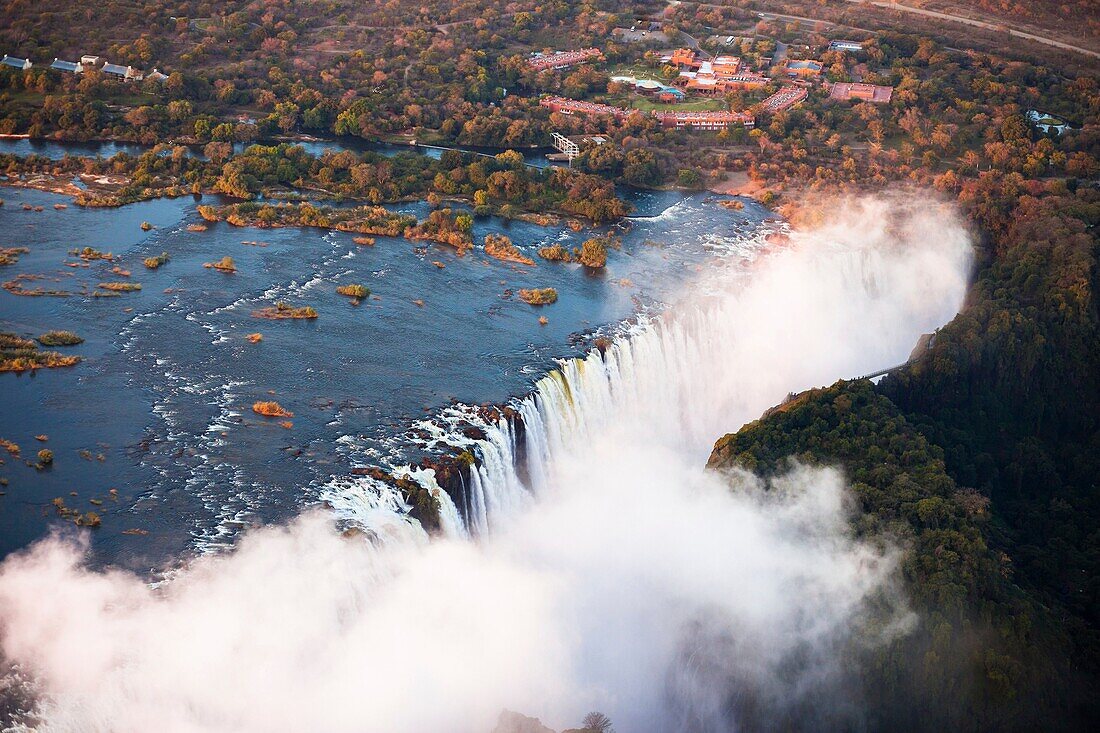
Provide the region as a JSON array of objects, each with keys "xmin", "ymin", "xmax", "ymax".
[{"xmin": 0, "ymin": 195, "xmax": 973, "ymax": 732}]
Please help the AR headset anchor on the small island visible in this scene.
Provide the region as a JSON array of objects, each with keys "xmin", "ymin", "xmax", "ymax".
[
  {"xmin": 252, "ymin": 401, "xmax": 293, "ymax": 418},
  {"xmin": 1, "ymin": 332, "xmax": 81, "ymax": 373},
  {"xmin": 484, "ymin": 234, "xmax": 534, "ymax": 266},
  {"xmin": 251, "ymin": 302, "xmax": 318, "ymax": 320},
  {"xmin": 517, "ymin": 288, "xmax": 558, "ymax": 305}
]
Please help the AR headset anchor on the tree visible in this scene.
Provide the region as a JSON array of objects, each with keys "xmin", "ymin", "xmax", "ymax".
[
  {"xmin": 581, "ymin": 712, "xmax": 612, "ymax": 732},
  {"xmin": 677, "ymin": 168, "xmax": 702, "ymax": 189},
  {"xmin": 622, "ymin": 149, "xmax": 660, "ymax": 187}
]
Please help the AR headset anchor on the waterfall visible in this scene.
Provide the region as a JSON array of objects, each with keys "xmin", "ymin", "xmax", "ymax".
[{"xmin": 329, "ymin": 201, "xmax": 972, "ymax": 539}]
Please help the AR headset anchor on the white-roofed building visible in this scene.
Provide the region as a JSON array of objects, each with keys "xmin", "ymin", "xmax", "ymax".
[
  {"xmin": 81, "ymin": 55, "xmax": 101, "ymax": 66},
  {"xmin": 50, "ymin": 58, "xmax": 83, "ymax": 74},
  {"xmin": 2, "ymin": 55, "xmax": 32, "ymax": 70},
  {"xmin": 102, "ymin": 63, "xmax": 143, "ymax": 80}
]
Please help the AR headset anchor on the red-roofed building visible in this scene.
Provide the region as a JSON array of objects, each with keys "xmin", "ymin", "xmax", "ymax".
[
  {"xmin": 829, "ymin": 82, "xmax": 893, "ymax": 103},
  {"xmin": 654, "ymin": 109, "xmax": 754, "ymax": 130},
  {"xmin": 541, "ymin": 97, "xmax": 753, "ymax": 130}
]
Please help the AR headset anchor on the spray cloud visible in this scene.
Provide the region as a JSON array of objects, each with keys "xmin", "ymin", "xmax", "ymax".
[{"xmin": 0, "ymin": 194, "xmax": 972, "ymax": 732}]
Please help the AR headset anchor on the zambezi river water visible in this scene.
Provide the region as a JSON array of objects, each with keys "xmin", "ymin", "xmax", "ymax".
[{"xmin": 0, "ymin": 164, "xmax": 772, "ymax": 570}]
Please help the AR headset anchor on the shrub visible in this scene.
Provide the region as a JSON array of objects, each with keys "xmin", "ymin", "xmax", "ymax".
[
  {"xmin": 336, "ymin": 284, "xmax": 370, "ymax": 299},
  {"xmin": 518, "ymin": 288, "xmax": 558, "ymax": 305},
  {"xmin": 37, "ymin": 331, "xmax": 83, "ymax": 346}
]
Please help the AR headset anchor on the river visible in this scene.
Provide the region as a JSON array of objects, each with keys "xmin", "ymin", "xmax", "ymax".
[
  {"xmin": 0, "ymin": 175, "xmax": 770, "ymax": 569},
  {"xmin": 0, "ymin": 136, "xmax": 552, "ymax": 167}
]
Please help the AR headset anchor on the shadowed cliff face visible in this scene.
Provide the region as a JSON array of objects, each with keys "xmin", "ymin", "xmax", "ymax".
[{"xmin": 0, "ymin": 194, "xmax": 973, "ymax": 732}]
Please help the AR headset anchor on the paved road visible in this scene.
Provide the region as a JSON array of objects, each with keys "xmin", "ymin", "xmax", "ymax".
[
  {"xmin": 670, "ymin": 0, "xmax": 1099, "ymax": 59},
  {"xmin": 847, "ymin": 0, "xmax": 1099, "ymax": 59}
]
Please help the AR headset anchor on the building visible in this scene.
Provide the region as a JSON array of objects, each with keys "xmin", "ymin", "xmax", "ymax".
[
  {"xmin": 784, "ymin": 59, "xmax": 823, "ymax": 78},
  {"xmin": 49, "ymin": 58, "xmax": 83, "ymax": 74},
  {"xmin": 829, "ymin": 40, "xmax": 864, "ymax": 52},
  {"xmin": 541, "ymin": 97, "xmax": 630, "ymax": 120},
  {"xmin": 527, "ymin": 48, "xmax": 603, "ymax": 71},
  {"xmin": 712, "ymin": 56, "xmax": 741, "ymax": 75},
  {"xmin": 668, "ymin": 50, "xmax": 767, "ymax": 95},
  {"xmin": 654, "ymin": 109, "xmax": 754, "ymax": 130},
  {"xmin": 610, "ymin": 76, "xmax": 685, "ymax": 101},
  {"xmin": 759, "ymin": 86, "xmax": 809, "ymax": 113},
  {"xmin": 1, "ymin": 55, "xmax": 32, "ymax": 70},
  {"xmin": 102, "ymin": 63, "xmax": 143, "ymax": 81},
  {"xmin": 677, "ymin": 68, "xmax": 768, "ymax": 95},
  {"xmin": 667, "ymin": 48, "xmax": 699, "ymax": 69},
  {"xmin": 146, "ymin": 68, "xmax": 169, "ymax": 82},
  {"xmin": 80, "ymin": 55, "xmax": 101, "ymax": 66},
  {"xmin": 829, "ymin": 82, "xmax": 893, "ymax": 103},
  {"xmin": 541, "ymin": 96, "xmax": 753, "ymax": 130}
]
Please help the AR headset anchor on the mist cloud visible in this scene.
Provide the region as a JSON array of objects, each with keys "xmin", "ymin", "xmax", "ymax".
[{"xmin": 0, "ymin": 193, "xmax": 972, "ymax": 732}]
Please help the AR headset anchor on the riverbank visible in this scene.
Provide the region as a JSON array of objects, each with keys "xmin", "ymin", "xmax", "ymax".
[{"xmin": 708, "ymin": 171, "xmax": 770, "ymax": 201}]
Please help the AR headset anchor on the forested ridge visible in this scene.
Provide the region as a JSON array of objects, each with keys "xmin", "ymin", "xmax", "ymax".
[{"xmin": 709, "ymin": 187, "xmax": 1100, "ymax": 729}]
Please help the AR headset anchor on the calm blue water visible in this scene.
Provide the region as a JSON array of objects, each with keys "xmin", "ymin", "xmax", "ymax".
[
  {"xmin": 0, "ymin": 137, "xmax": 551, "ymax": 167},
  {"xmin": 0, "ymin": 179, "xmax": 767, "ymax": 570}
]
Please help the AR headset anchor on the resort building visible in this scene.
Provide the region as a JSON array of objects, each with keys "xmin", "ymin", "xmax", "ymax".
[
  {"xmin": 828, "ymin": 40, "xmax": 864, "ymax": 52},
  {"xmin": 542, "ymin": 97, "xmax": 631, "ymax": 120},
  {"xmin": 666, "ymin": 48, "xmax": 699, "ymax": 69},
  {"xmin": 49, "ymin": 58, "xmax": 83, "ymax": 74},
  {"xmin": 653, "ymin": 109, "xmax": 754, "ymax": 130},
  {"xmin": 667, "ymin": 49, "xmax": 767, "ymax": 95},
  {"xmin": 1, "ymin": 55, "xmax": 32, "ymax": 70},
  {"xmin": 527, "ymin": 48, "xmax": 603, "ymax": 71},
  {"xmin": 541, "ymin": 96, "xmax": 753, "ymax": 130},
  {"xmin": 759, "ymin": 86, "xmax": 809, "ymax": 113},
  {"xmin": 102, "ymin": 63, "xmax": 143, "ymax": 81},
  {"xmin": 678, "ymin": 70, "xmax": 768, "ymax": 94},
  {"xmin": 783, "ymin": 59, "xmax": 823, "ymax": 78},
  {"xmin": 829, "ymin": 82, "xmax": 893, "ymax": 103},
  {"xmin": 80, "ymin": 55, "xmax": 101, "ymax": 66},
  {"xmin": 146, "ymin": 68, "xmax": 169, "ymax": 82}
]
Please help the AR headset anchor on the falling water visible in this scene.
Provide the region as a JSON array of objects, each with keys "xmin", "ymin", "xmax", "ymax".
[{"xmin": 334, "ymin": 213, "xmax": 972, "ymax": 537}]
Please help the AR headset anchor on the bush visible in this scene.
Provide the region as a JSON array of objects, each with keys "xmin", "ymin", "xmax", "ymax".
[{"xmin": 37, "ymin": 331, "xmax": 83, "ymax": 346}]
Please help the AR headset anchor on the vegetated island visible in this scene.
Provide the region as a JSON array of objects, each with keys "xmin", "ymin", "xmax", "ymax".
[
  {"xmin": 251, "ymin": 302, "xmax": 318, "ymax": 320},
  {"xmin": 143, "ymin": 252, "xmax": 170, "ymax": 269},
  {"xmin": 484, "ymin": 233, "xmax": 535, "ymax": 265},
  {"xmin": 537, "ymin": 235, "xmax": 612, "ymax": 268},
  {"xmin": 252, "ymin": 401, "xmax": 293, "ymax": 418},
  {"xmin": 517, "ymin": 287, "xmax": 558, "ymax": 305},
  {"xmin": 0, "ymin": 247, "xmax": 29, "ymax": 266},
  {"xmin": 0, "ymin": 332, "xmax": 81, "ymax": 372},
  {"xmin": 203, "ymin": 256, "xmax": 237, "ymax": 273},
  {"xmin": 37, "ymin": 330, "xmax": 83, "ymax": 346},
  {"xmin": 336, "ymin": 284, "xmax": 370, "ymax": 304},
  {"xmin": 198, "ymin": 201, "xmax": 482, "ymax": 253}
]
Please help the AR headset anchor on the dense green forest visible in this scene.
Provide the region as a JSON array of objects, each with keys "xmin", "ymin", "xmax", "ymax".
[{"xmin": 709, "ymin": 188, "xmax": 1100, "ymax": 730}]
